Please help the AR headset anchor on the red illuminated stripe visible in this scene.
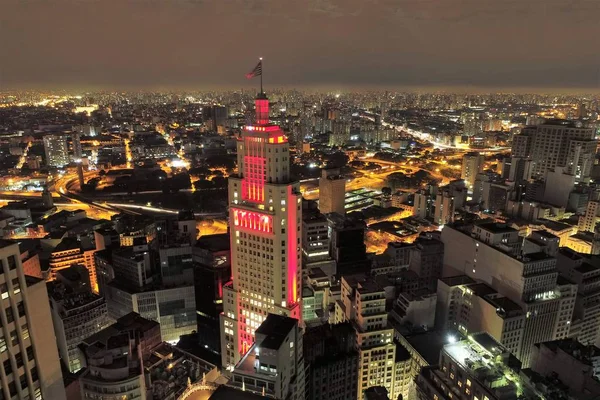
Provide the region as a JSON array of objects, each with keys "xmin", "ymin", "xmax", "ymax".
[{"xmin": 286, "ymin": 187, "xmax": 298, "ymax": 304}]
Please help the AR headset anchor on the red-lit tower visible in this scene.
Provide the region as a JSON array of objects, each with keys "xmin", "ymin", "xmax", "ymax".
[{"xmin": 220, "ymin": 92, "xmax": 302, "ymax": 369}]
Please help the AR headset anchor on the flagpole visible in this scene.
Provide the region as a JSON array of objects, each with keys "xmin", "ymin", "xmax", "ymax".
[{"xmin": 260, "ymin": 57, "xmax": 263, "ymax": 94}]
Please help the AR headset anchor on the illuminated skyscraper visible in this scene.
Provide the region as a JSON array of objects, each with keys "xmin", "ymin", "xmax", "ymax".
[
  {"xmin": 43, "ymin": 134, "xmax": 69, "ymax": 168},
  {"xmin": 460, "ymin": 152, "xmax": 484, "ymax": 190},
  {"xmin": 220, "ymin": 92, "xmax": 302, "ymax": 369}
]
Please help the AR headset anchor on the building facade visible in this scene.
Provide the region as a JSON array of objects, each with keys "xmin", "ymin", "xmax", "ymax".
[
  {"xmin": 43, "ymin": 134, "xmax": 69, "ymax": 168},
  {"xmin": 0, "ymin": 240, "xmax": 66, "ymax": 399},
  {"xmin": 220, "ymin": 93, "xmax": 303, "ymax": 369}
]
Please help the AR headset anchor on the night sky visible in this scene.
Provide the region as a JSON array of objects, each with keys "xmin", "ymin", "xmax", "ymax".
[{"xmin": 2, "ymin": 0, "xmax": 599, "ymax": 91}]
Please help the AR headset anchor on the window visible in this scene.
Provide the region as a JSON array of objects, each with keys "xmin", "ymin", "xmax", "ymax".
[
  {"xmin": 4, "ymin": 359, "xmax": 12, "ymax": 375},
  {"xmin": 12, "ymin": 279, "xmax": 20, "ymax": 295},
  {"xmin": 26, "ymin": 346, "xmax": 34, "ymax": 361},
  {"xmin": 6, "ymin": 308, "xmax": 13, "ymax": 323},
  {"xmin": 0, "ymin": 284, "xmax": 7, "ymax": 300},
  {"xmin": 10, "ymin": 330, "xmax": 18, "ymax": 346},
  {"xmin": 7, "ymin": 256, "xmax": 17, "ymax": 271},
  {"xmin": 21, "ymin": 324, "xmax": 29, "ymax": 341}
]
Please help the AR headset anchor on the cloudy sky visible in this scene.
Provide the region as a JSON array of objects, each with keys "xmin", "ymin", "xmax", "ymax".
[{"xmin": 1, "ymin": 0, "xmax": 599, "ymax": 91}]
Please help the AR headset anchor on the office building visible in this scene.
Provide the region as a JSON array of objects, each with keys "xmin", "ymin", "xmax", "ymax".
[
  {"xmin": 390, "ymin": 289, "xmax": 437, "ymax": 330},
  {"xmin": 319, "ymin": 168, "xmax": 346, "ymax": 215},
  {"xmin": 301, "ymin": 209, "xmax": 331, "ymax": 264},
  {"xmin": 512, "ymin": 119, "xmax": 596, "ymax": 182},
  {"xmin": 43, "ymin": 134, "xmax": 70, "ymax": 168},
  {"xmin": 409, "ymin": 234, "xmax": 445, "ymax": 291},
  {"xmin": 302, "ymin": 268, "xmax": 333, "ymax": 324},
  {"xmin": 441, "ymin": 221, "xmax": 575, "ymax": 367},
  {"xmin": 530, "ymin": 339, "xmax": 600, "ymax": 398},
  {"xmin": 100, "ymin": 239, "xmax": 197, "ymax": 343},
  {"xmin": 49, "ymin": 237, "xmax": 98, "ymax": 294},
  {"xmin": 433, "ymin": 188, "xmax": 455, "ymax": 225},
  {"xmin": 303, "ymin": 322, "xmax": 359, "ymax": 400},
  {"xmin": 79, "ymin": 312, "xmax": 161, "ymax": 400},
  {"xmin": 48, "ymin": 279, "xmax": 111, "ymax": 373},
  {"xmin": 0, "ymin": 239, "xmax": 66, "ymax": 399},
  {"xmin": 578, "ymin": 199, "xmax": 600, "ymax": 233},
  {"xmin": 415, "ymin": 333, "xmax": 566, "ymax": 400},
  {"xmin": 461, "ymin": 152, "xmax": 485, "ymax": 189},
  {"xmin": 220, "ymin": 93, "xmax": 303, "ymax": 370},
  {"xmin": 229, "ymin": 314, "xmax": 304, "ymax": 399},
  {"xmin": 556, "ymin": 248, "xmax": 600, "ymax": 345},
  {"xmin": 328, "ymin": 213, "xmax": 370, "ymax": 276},
  {"xmin": 337, "ymin": 276, "xmax": 398, "ymax": 398},
  {"xmin": 193, "ymin": 233, "xmax": 231, "ymax": 354}
]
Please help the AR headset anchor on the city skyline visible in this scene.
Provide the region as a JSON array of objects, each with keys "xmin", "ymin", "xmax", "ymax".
[{"xmin": 2, "ymin": 0, "xmax": 600, "ymax": 91}]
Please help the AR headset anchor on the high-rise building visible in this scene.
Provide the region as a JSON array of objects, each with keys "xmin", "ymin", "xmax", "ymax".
[
  {"xmin": 48, "ymin": 278, "xmax": 111, "ymax": 373},
  {"xmin": 100, "ymin": 238, "xmax": 197, "ymax": 343},
  {"xmin": 228, "ymin": 314, "xmax": 304, "ymax": 399},
  {"xmin": 460, "ymin": 152, "xmax": 485, "ymax": 189},
  {"xmin": 556, "ymin": 248, "xmax": 600, "ymax": 345},
  {"xmin": 409, "ymin": 234, "xmax": 445, "ymax": 291},
  {"xmin": 415, "ymin": 333, "xmax": 568, "ymax": 400},
  {"xmin": 303, "ymin": 322, "xmax": 359, "ymax": 400},
  {"xmin": 79, "ymin": 312, "xmax": 162, "ymax": 400},
  {"xmin": 578, "ymin": 200, "xmax": 600, "ymax": 233},
  {"xmin": 530, "ymin": 339, "xmax": 600, "ymax": 398},
  {"xmin": 512, "ymin": 119, "xmax": 596, "ymax": 182},
  {"xmin": 433, "ymin": 188, "xmax": 455, "ymax": 226},
  {"xmin": 441, "ymin": 221, "xmax": 575, "ymax": 367},
  {"xmin": 337, "ymin": 276, "xmax": 397, "ymax": 398},
  {"xmin": 327, "ymin": 213, "xmax": 370, "ymax": 277},
  {"xmin": 71, "ymin": 133, "xmax": 82, "ymax": 160},
  {"xmin": 193, "ymin": 233, "xmax": 231, "ymax": 355},
  {"xmin": 220, "ymin": 93, "xmax": 303, "ymax": 369},
  {"xmin": 319, "ymin": 168, "xmax": 346, "ymax": 215},
  {"xmin": 0, "ymin": 239, "xmax": 66, "ymax": 399},
  {"xmin": 301, "ymin": 207, "xmax": 331, "ymax": 264},
  {"xmin": 43, "ymin": 134, "xmax": 70, "ymax": 167}
]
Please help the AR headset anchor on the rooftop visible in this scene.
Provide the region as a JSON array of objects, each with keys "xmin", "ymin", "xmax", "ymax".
[
  {"xmin": 255, "ymin": 314, "xmax": 297, "ymax": 350},
  {"xmin": 439, "ymin": 275, "xmax": 476, "ymax": 287},
  {"xmin": 0, "ymin": 239, "xmax": 17, "ymax": 250},
  {"xmin": 195, "ymin": 233, "xmax": 230, "ymax": 253},
  {"xmin": 538, "ymin": 339, "xmax": 600, "ymax": 366},
  {"xmin": 475, "ymin": 221, "xmax": 516, "ymax": 234},
  {"xmin": 405, "ymin": 330, "xmax": 453, "ymax": 366}
]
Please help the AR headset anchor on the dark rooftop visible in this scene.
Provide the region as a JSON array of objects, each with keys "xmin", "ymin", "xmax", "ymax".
[
  {"xmin": 195, "ymin": 233, "xmax": 230, "ymax": 253},
  {"xmin": 475, "ymin": 221, "xmax": 515, "ymax": 234},
  {"xmin": 0, "ymin": 239, "xmax": 17, "ymax": 249},
  {"xmin": 395, "ymin": 341, "xmax": 411, "ymax": 362},
  {"xmin": 575, "ymin": 262, "xmax": 599, "ymax": 274},
  {"xmin": 439, "ymin": 275, "xmax": 476, "ymax": 287},
  {"xmin": 53, "ymin": 237, "xmax": 81, "ymax": 253},
  {"xmin": 404, "ymin": 330, "xmax": 451, "ymax": 366},
  {"xmin": 256, "ymin": 314, "xmax": 297, "ymax": 350}
]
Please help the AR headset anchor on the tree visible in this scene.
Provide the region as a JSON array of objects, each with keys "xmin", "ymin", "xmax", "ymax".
[{"xmin": 382, "ymin": 187, "xmax": 392, "ymax": 196}]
